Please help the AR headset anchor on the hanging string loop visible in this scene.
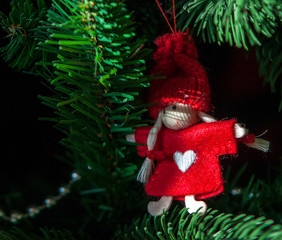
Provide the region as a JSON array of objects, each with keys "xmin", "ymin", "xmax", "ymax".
[{"xmin": 155, "ymin": 0, "xmax": 177, "ymax": 33}]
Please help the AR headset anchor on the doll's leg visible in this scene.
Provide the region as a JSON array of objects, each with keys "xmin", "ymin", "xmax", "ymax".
[
  {"xmin": 147, "ymin": 196, "xmax": 173, "ymax": 216},
  {"xmin": 184, "ymin": 195, "xmax": 207, "ymax": 214}
]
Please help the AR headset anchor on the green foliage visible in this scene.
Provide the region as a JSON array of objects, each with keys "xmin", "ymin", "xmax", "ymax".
[
  {"xmin": 116, "ymin": 206, "xmax": 282, "ymax": 239},
  {"xmin": 35, "ymin": 0, "xmax": 151, "ymax": 232},
  {"xmin": 0, "ymin": 0, "xmax": 152, "ymax": 236},
  {"xmin": 0, "ymin": 227, "xmax": 76, "ymax": 240},
  {"xmin": 40, "ymin": 228, "xmax": 77, "ymax": 240},
  {"xmin": 175, "ymin": 0, "xmax": 282, "ymax": 108},
  {"xmin": 0, "ymin": 0, "xmax": 48, "ymax": 70},
  {"xmin": 176, "ymin": 0, "xmax": 281, "ymax": 50},
  {"xmin": 256, "ymin": 28, "xmax": 282, "ymax": 110},
  {"xmin": 209, "ymin": 163, "xmax": 282, "ymax": 224}
]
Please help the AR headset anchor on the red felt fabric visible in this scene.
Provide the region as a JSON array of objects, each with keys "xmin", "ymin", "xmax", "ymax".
[
  {"xmin": 240, "ymin": 133, "xmax": 255, "ymax": 144},
  {"xmin": 135, "ymin": 120, "xmax": 237, "ymax": 200},
  {"xmin": 137, "ymin": 146, "xmax": 165, "ymax": 160}
]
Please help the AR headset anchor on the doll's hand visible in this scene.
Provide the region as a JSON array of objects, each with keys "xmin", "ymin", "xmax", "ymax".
[
  {"xmin": 126, "ymin": 134, "xmax": 136, "ymax": 142},
  {"xmin": 234, "ymin": 123, "xmax": 248, "ymax": 138}
]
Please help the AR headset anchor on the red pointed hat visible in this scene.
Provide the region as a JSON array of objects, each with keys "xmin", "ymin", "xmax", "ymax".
[{"xmin": 148, "ymin": 32, "xmax": 211, "ymax": 119}]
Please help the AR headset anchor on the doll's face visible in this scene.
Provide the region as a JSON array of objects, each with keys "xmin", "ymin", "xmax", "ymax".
[{"xmin": 161, "ymin": 103, "xmax": 199, "ymax": 130}]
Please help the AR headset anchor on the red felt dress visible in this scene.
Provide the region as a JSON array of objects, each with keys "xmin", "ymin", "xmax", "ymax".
[{"xmin": 135, "ymin": 120, "xmax": 237, "ymax": 200}]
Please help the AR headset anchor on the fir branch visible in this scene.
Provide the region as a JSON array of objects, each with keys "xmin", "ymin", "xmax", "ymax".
[
  {"xmin": 39, "ymin": 228, "xmax": 77, "ymax": 240},
  {"xmin": 0, "ymin": 227, "xmax": 77, "ymax": 240},
  {"xmin": 116, "ymin": 206, "xmax": 282, "ymax": 239},
  {"xmin": 0, "ymin": 0, "xmax": 48, "ymax": 70},
  {"xmin": 35, "ymin": 0, "xmax": 151, "ymax": 229},
  {"xmin": 1, "ymin": 0, "xmax": 151, "ymax": 234},
  {"xmin": 176, "ymin": 0, "xmax": 281, "ymax": 50},
  {"xmin": 256, "ymin": 28, "xmax": 282, "ymax": 110},
  {"xmin": 209, "ymin": 163, "xmax": 282, "ymax": 224}
]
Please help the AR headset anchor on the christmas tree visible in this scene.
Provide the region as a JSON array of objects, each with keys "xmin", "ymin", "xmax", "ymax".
[{"xmin": 0, "ymin": 0, "xmax": 281, "ymax": 239}]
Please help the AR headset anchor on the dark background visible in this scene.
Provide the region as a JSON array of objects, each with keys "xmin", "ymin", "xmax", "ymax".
[{"xmin": 0, "ymin": 1, "xmax": 70, "ymax": 215}]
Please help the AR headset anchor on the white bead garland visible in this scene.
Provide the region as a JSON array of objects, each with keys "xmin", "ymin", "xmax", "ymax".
[{"xmin": 0, "ymin": 172, "xmax": 81, "ymax": 223}]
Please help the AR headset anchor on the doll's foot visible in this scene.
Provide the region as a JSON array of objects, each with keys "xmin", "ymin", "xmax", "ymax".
[
  {"xmin": 147, "ymin": 196, "xmax": 173, "ymax": 216},
  {"xmin": 185, "ymin": 195, "xmax": 207, "ymax": 214}
]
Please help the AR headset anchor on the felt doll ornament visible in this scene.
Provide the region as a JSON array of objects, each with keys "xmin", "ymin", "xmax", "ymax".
[{"xmin": 126, "ymin": 0, "xmax": 269, "ymax": 216}]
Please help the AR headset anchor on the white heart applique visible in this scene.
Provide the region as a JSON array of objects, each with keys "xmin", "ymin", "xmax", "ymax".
[{"xmin": 173, "ymin": 150, "xmax": 197, "ymax": 173}]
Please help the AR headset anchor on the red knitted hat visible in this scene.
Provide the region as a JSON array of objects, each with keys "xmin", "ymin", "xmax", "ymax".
[{"xmin": 148, "ymin": 32, "xmax": 211, "ymax": 119}]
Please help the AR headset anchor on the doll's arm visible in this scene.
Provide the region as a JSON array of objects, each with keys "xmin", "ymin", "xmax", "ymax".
[
  {"xmin": 234, "ymin": 123, "xmax": 248, "ymax": 138},
  {"xmin": 199, "ymin": 111, "xmax": 268, "ymax": 152},
  {"xmin": 234, "ymin": 121, "xmax": 269, "ymax": 152},
  {"xmin": 126, "ymin": 126, "xmax": 151, "ymax": 145},
  {"xmin": 199, "ymin": 111, "xmax": 248, "ymax": 139},
  {"xmin": 126, "ymin": 134, "xmax": 135, "ymax": 143}
]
